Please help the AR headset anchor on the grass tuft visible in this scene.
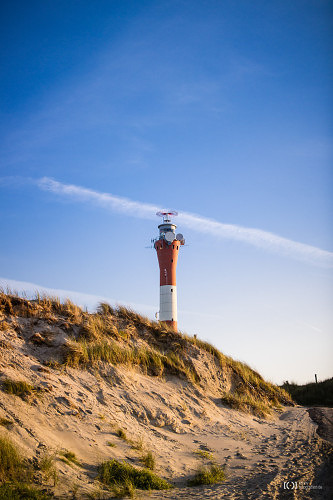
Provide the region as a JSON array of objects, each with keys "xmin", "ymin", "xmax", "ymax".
[
  {"xmin": 194, "ymin": 450, "xmax": 215, "ymax": 461},
  {"xmin": 59, "ymin": 450, "xmax": 81, "ymax": 467},
  {"xmin": 140, "ymin": 451, "xmax": 155, "ymax": 470},
  {"xmin": 188, "ymin": 464, "xmax": 225, "ymax": 486},
  {"xmin": 0, "ymin": 436, "xmax": 27, "ymax": 483},
  {"xmin": 116, "ymin": 428, "xmax": 127, "ymax": 441},
  {"xmin": 98, "ymin": 459, "xmax": 172, "ymax": 490},
  {"xmin": 2, "ymin": 379, "xmax": 35, "ymax": 399},
  {"xmin": 0, "ymin": 483, "xmax": 51, "ymax": 499},
  {"xmin": 0, "ymin": 417, "xmax": 13, "ymax": 428}
]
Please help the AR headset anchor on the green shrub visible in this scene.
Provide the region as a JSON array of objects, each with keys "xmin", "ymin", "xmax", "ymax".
[
  {"xmin": 188, "ymin": 464, "xmax": 225, "ymax": 486},
  {"xmin": 98, "ymin": 459, "xmax": 172, "ymax": 490},
  {"xmin": 282, "ymin": 378, "xmax": 333, "ymax": 406}
]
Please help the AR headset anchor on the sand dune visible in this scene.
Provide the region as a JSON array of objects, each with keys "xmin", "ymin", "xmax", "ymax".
[{"xmin": 0, "ymin": 293, "xmax": 331, "ymax": 499}]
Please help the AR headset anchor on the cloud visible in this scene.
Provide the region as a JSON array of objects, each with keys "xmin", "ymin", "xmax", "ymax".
[
  {"xmin": 0, "ymin": 277, "xmax": 154, "ymax": 314},
  {"xmin": 36, "ymin": 177, "xmax": 333, "ymax": 267}
]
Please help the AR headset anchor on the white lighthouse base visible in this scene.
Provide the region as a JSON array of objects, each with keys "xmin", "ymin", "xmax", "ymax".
[{"xmin": 159, "ymin": 285, "xmax": 177, "ymax": 322}]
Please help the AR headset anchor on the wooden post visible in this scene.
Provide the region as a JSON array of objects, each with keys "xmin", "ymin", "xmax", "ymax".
[{"xmin": 315, "ymin": 374, "xmax": 318, "ymax": 384}]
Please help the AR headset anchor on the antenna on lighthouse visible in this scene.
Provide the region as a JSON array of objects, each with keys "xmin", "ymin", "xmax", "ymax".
[{"xmin": 156, "ymin": 210, "xmax": 178, "ymax": 223}]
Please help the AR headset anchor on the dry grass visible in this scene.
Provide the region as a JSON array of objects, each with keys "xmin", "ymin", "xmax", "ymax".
[
  {"xmin": 98, "ymin": 459, "xmax": 172, "ymax": 491},
  {"xmin": 59, "ymin": 450, "xmax": 81, "ymax": 467},
  {"xmin": 188, "ymin": 464, "xmax": 225, "ymax": 486},
  {"xmin": 1, "ymin": 291, "xmax": 293, "ymax": 416},
  {"xmin": 2, "ymin": 379, "xmax": 36, "ymax": 399},
  {"xmin": 64, "ymin": 338, "xmax": 199, "ymax": 383},
  {"xmin": 140, "ymin": 451, "xmax": 155, "ymax": 470}
]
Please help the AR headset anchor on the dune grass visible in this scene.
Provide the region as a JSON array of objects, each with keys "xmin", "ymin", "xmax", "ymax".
[
  {"xmin": 0, "ymin": 435, "xmax": 55, "ymax": 497},
  {"xmin": 282, "ymin": 378, "xmax": 333, "ymax": 406},
  {"xmin": 1, "ymin": 291, "xmax": 293, "ymax": 416},
  {"xmin": 188, "ymin": 464, "xmax": 225, "ymax": 486},
  {"xmin": 2, "ymin": 379, "xmax": 36, "ymax": 399},
  {"xmin": 194, "ymin": 450, "xmax": 215, "ymax": 462},
  {"xmin": 221, "ymin": 392, "xmax": 272, "ymax": 418},
  {"xmin": 0, "ymin": 417, "xmax": 13, "ymax": 428},
  {"xmin": 0, "ymin": 483, "xmax": 51, "ymax": 499},
  {"xmin": 64, "ymin": 338, "xmax": 199, "ymax": 383},
  {"xmin": 59, "ymin": 450, "xmax": 81, "ymax": 467},
  {"xmin": 98, "ymin": 459, "xmax": 172, "ymax": 491},
  {"xmin": 0, "ymin": 436, "xmax": 27, "ymax": 484},
  {"xmin": 140, "ymin": 451, "xmax": 155, "ymax": 470},
  {"xmin": 116, "ymin": 428, "xmax": 127, "ymax": 441}
]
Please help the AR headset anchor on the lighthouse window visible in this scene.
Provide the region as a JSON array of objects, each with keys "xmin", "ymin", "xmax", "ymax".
[
  {"xmin": 171, "ymin": 288, "xmax": 173, "ymax": 292},
  {"xmin": 171, "ymin": 259, "xmax": 173, "ymax": 263},
  {"xmin": 177, "ymin": 246, "xmax": 179, "ymax": 250}
]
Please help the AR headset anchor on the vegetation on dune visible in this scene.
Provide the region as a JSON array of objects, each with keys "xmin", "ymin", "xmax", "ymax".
[
  {"xmin": 140, "ymin": 451, "xmax": 155, "ymax": 470},
  {"xmin": 282, "ymin": 378, "xmax": 333, "ymax": 406},
  {"xmin": 0, "ymin": 436, "xmax": 52, "ymax": 498},
  {"xmin": 221, "ymin": 392, "xmax": 273, "ymax": 418},
  {"xmin": 194, "ymin": 449, "xmax": 215, "ymax": 462},
  {"xmin": 0, "ymin": 483, "xmax": 51, "ymax": 500},
  {"xmin": 0, "ymin": 436, "xmax": 27, "ymax": 484},
  {"xmin": 0, "ymin": 291, "xmax": 293, "ymax": 416},
  {"xmin": 98, "ymin": 459, "xmax": 172, "ymax": 491},
  {"xmin": 188, "ymin": 464, "xmax": 225, "ymax": 486},
  {"xmin": 59, "ymin": 450, "xmax": 81, "ymax": 467},
  {"xmin": 2, "ymin": 379, "xmax": 36, "ymax": 399}
]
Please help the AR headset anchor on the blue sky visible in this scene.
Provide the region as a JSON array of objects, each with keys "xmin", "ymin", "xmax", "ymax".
[{"xmin": 0, "ymin": 0, "xmax": 332, "ymax": 384}]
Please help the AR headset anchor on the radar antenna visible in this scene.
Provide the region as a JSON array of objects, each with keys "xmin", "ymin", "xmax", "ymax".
[{"xmin": 156, "ymin": 210, "xmax": 178, "ymax": 223}]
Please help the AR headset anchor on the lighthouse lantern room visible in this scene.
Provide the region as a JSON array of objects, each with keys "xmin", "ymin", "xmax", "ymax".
[{"xmin": 153, "ymin": 210, "xmax": 185, "ymax": 331}]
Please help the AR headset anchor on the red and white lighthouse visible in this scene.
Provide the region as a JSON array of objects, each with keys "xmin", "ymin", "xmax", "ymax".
[{"xmin": 153, "ymin": 210, "xmax": 185, "ymax": 331}]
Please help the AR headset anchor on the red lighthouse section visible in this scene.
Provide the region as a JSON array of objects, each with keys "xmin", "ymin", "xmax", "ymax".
[{"xmin": 154, "ymin": 239, "xmax": 180, "ymax": 286}]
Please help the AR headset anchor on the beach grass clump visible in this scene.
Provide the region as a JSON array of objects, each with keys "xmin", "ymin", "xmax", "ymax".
[
  {"xmin": 188, "ymin": 464, "xmax": 225, "ymax": 486},
  {"xmin": 39, "ymin": 452, "xmax": 58, "ymax": 485},
  {"xmin": 0, "ymin": 436, "xmax": 27, "ymax": 483},
  {"xmin": 1, "ymin": 379, "xmax": 35, "ymax": 399},
  {"xmin": 110, "ymin": 480, "xmax": 136, "ymax": 498},
  {"xmin": 130, "ymin": 437, "xmax": 144, "ymax": 451},
  {"xmin": 64, "ymin": 338, "xmax": 199, "ymax": 383},
  {"xmin": 0, "ymin": 436, "xmax": 53, "ymax": 497},
  {"xmin": 98, "ymin": 459, "xmax": 172, "ymax": 491},
  {"xmin": 194, "ymin": 450, "xmax": 215, "ymax": 462},
  {"xmin": 221, "ymin": 392, "xmax": 271, "ymax": 418},
  {"xmin": 140, "ymin": 451, "xmax": 155, "ymax": 470},
  {"xmin": 0, "ymin": 417, "xmax": 13, "ymax": 428},
  {"xmin": 0, "ymin": 482, "xmax": 51, "ymax": 499},
  {"xmin": 59, "ymin": 450, "xmax": 81, "ymax": 467},
  {"xmin": 116, "ymin": 428, "xmax": 127, "ymax": 441}
]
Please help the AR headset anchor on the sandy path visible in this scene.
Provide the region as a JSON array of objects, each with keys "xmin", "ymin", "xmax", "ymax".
[{"xmin": 148, "ymin": 407, "xmax": 332, "ymax": 500}]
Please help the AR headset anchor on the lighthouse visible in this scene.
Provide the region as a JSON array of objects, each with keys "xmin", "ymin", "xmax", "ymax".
[{"xmin": 153, "ymin": 211, "xmax": 185, "ymax": 331}]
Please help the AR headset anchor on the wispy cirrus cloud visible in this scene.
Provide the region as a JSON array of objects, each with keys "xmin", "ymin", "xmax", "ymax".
[{"xmin": 36, "ymin": 177, "xmax": 333, "ymax": 268}]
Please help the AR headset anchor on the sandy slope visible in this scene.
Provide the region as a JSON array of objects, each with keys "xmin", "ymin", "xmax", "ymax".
[{"xmin": 0, "ymin": 308, "xmax": 332, "ymax": 499}]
